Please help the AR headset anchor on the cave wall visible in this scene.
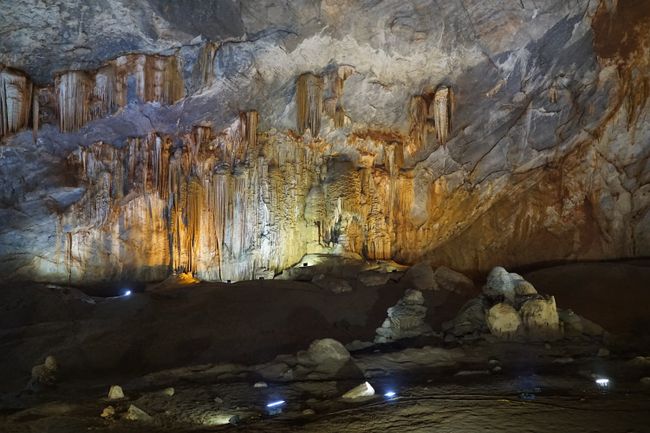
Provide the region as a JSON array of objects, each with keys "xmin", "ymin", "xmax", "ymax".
[{"xmin": 0, "ymin": 0, "xmax": 648, "ymax": 284}]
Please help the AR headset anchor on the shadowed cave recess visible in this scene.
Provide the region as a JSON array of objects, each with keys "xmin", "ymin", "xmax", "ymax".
[{"xmin": 1, "ymin": 0, "xmax": 650, "ymax": 432}]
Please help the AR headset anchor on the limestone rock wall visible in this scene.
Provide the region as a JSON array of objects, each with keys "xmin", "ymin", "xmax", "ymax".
[{"xmin": 0, "ymin": 0, "xmax": 649, "ymax": 284}]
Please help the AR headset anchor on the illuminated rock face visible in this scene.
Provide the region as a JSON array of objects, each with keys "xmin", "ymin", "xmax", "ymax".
[{"xmin": 0, "ymin": 0, "xmax": 649, "ymax": 284}]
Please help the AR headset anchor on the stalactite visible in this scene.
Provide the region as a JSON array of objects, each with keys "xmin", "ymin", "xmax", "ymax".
[
  {"xmin": 0, "ymin": 66, "xmax": 32, "ymax": 138},
  {"xmin": 334, "ymin": 106, "xmax": 346, "ymax": 128},
  {"xmin": 32, "ymin": 88, "xmax": 38, "ymax": 142},
  {"xmin": 239, "ymin": 110, "xmax": 258, "ymax": 150},
  {"xmin": 91, "ymin": 65, "xmax": 116, "ymax": 119},
  {"xmin": 195, "ymin": 42, "xmax": 218, "ymax": 88},
  {"xmin": 56, "ymin": 71, "xmax": 91, "ymax": 132},
  {"xmin": 296, "ymin": 72, "xmax": 323, "ymax": 137},
  {"xmin": 433, "ymin": 86, "xmax": 452, "ymax": 144},
  {"xmin": 408, "ymin": 95, "xmax": 429, "ymax": 150}
]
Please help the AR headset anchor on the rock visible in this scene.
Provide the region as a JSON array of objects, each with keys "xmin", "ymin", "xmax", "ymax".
[
  {"xmin": 559, "ymin": 309, "xmax": 584, "ymax": 337},
  {"xmin": 483, "ymin": 267, "xmax": 517, "ymax": 303},
  {"xmin": 124, "ymin": 404, "xmax": 153, "ymax": 422},
  {"xmin": 312, "ymin": 274, "xmax": 352, "ymax": 293},
  {"xmin": 161, "ymin": 387, "xmax": 175, "ymax": 397},
  {"xmin": 519, "ymin": 296, "xmax": 562, "ymax": 340},
  {"xmin": 107, "ymin": 385, "xmax": 125, "ymax": 400},
  {"xmin": 345, "ymin": 340, "xmax": 374, "ymax": 351},
  {"xmin": 514, "ymin": 280, "xmax": 538, "ymax": 296},
  {"xmin": 433, "ymin": 266, "xmax": 475, "ymax": 294},
  {"xmin": 29, "ymin": 355, "xmax": 58, "ymax": 388},
  {"xmin": 358, "ymin": 271, "xmax": 391, "ymax": 287},
  {"xmin": 302, "ymin": 408, "xmax": 316, "ymax": 416},
  {"xmin": 597, "ymin": 347, "xmax": 610, "ymax": 357},
  {"xmin": 580, "ymin": 316, "xmax": 605, "ymax": 337},
  {"xmin": 485, "ymin": 303, "xmax": 522, "ymax": 339},
  {"xmin": 100, "ymin": 406, "xmax": 115, "ymax": 419},
  {"xmin": 404, "ymin": 262, "xmax": 436, "ymax": 291},
  {"xmin": 214, "ymin": 397, "xmax": 224, "ymax": 404},
  {"xmin": 306, "ymin": 338, "xmax": 350, "ymax": 365},
  {"xmin": 444, "ymin": 297, "xmax": 487, "ymax": 337},
  {"xmin": 375, "ymin": 289, "xmax": 432, "ymax": 343},
  {"xmin": 553, "ymin": 356, "xmax": 574, "ymax": 364},
  {"xmin": 640, "ymin": 377, "xmax": 650, "ymax": 386},
  {"xmin": 253, "ymin": 381, "xmax": 268, "ymax": 388},
  {"xmin": 342, "ymin": 381, "xmax": 375, "ymax": 400}
]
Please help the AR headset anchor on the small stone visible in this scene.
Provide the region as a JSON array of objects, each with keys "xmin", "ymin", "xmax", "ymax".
[
  {"xmin": 30, "ymin": 355, "xmax": 58, "ymax": 387},
  {"xmin": 640, "ymin": 377, "xmax": 650, "ymax": 386},
  {"xmin": 597, "ymin": 348, "xmax": 610, "ymax": 357},
  {"xmin": 214, "ymin": 397, "xmax": 224, "ymax": 404},
  {"xmin": 253, "ymin": 381, "xmax": 268, "ymax": 388},
  {"xmin": 553, "ymin": 356, "xmax": 574, "ymax": 364},
  {"xmin": 302, "ymin": 408, "xmax": 316, "ymax": 416},
  {"xmin": 492, "ymin": 365, "xmax": 502, "ymax": 373},
  {"xmin": 342, "ymin": 381, "xmax": 375, "ymax": 400},
  {"xmin": 161, "ymin": 387, "xmax": 175, "ymax": 397},
  {"xmin": 124, "ymin": 404, "xmax": 153, "ymax": 422},
  {"xmin": 100, "ymin": 406, "xmax": 115, "ymax": 419},
  {"xmin": 545, "ymin": 343, "xmax": 552, "ymax": 350},
  {"xmin": 107, "ymin": 385, "xmax": 125, "ymax": 400}
]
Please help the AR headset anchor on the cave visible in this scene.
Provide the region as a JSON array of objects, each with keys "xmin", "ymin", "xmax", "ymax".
[{"xmin": 1, "ymin": 0, "xmax": 650, "ymax": 431}]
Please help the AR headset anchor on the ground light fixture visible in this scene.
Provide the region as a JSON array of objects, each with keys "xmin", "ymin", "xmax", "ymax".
[
  {"xmin": 384, "ymin": 390, "xmax": 397, "ymax": 399},
  {"xmin": 121, "ymin": 289, "xmax": 132, "ymax": 297},
  {"xmin": 266, "ymin": 399, "xmax": 286, "ymax": 415},
  {"xmin": 595, "ymin": 377, "xmax": 610, "ymax": 388}
]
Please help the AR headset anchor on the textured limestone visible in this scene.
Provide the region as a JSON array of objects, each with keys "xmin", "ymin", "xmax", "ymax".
[{"xmin": 0, "ymin": 1, "xmax": 649, "ymax": 284}]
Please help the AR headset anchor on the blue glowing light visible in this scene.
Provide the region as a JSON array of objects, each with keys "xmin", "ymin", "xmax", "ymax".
[
  {"xmin": 384, "ymin": 391, "xmax": 397, "ymax": 398},
  {"xmin": 266, "ymin": 400, "xmax": 286, "ymax": 408},
  {"xmin": 122, "ymin": 289, "xmax": 132, "ymax": 297}
]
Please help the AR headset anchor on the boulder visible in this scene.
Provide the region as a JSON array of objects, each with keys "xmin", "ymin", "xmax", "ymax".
[
  {"xmin": 404, "ymin": 262, "xmax": 436, "ymax": 291},
  {"xmin": 559, "ymin": 309, "xmax": 584, "ymax": 337},
  {"xmin": 433, "ymin": 266, "xmax": 475, "ymax": 294},
  {"xmin": 483, "ymin": 267, "xmax": 517, "ymax": 303},
  {"xmin": 486, "ymin": 303, "xmax": 522, "ymax": 339},
  {"xmin": 306, "ymin": 338, "xmax": 350, "ymax": 365},
  {"xmin": 100, "ymin": 406, "xmax": 115, "ymax": 419},
  {"xmin": 342, "ymin": 381, "xmax": 375, "ymax": 400},
  {"xmin": 514, "ymin": 280, "xmax": 538, "ymax": 296},
  {"xmin": 444, "ymin": 297, "xmax": 487, "ymax": 337},
  {"xmin": 519, "ymin": 296, "xmax": 562, "ymax": 340},
  {"xmin": 107, "ymin": 385, "xmax": 125, "ymax": 400},
  {"xmin": 358, "ymin": 271, "xmax": 392, "ymax": 287},
  {"xmin": 375, "ymin": 289, "xmax": 432, "ymax": 343},
  {"xmin": 312, "ymin": 274, "xmax": 352, "ymax": 293},
  {"xmin": 124, "ymin": 404, "xmax": 153, "ymax": 422}
]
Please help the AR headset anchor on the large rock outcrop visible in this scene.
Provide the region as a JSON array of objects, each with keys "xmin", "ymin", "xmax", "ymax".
[{"xmin": 0, "ymin": 1, "xmax": 649, "ymax": 284}]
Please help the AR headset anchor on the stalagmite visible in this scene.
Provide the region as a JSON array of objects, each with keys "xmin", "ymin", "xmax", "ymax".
[
  {"xmin": 433, "ymin": 86, "xmax": 451, "ymax": 144},
  {"xmin": 0, "ymin": 66, "xmax": 32, "ymax": 138},
  {"xmin": 56, "ymin": 71, "xmax": 91, "ymax": 132},
  {"xmin": 296, "ymin": 73, "xmax": 323, "ymax": 137}
]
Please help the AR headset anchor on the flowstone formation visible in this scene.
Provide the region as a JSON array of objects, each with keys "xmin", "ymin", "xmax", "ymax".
[{"xmin": 0, "ymin": 1, "xmax": 649, "ymax": 284}]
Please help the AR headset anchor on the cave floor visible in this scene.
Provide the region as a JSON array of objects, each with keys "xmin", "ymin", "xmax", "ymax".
[
  {"xmin": 1, "ymin": 260, "xmax": 650, "ymax": 432},
  {"xmin": 2, "ymin": 354, "xmax": 650, "ymax": 433}
]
